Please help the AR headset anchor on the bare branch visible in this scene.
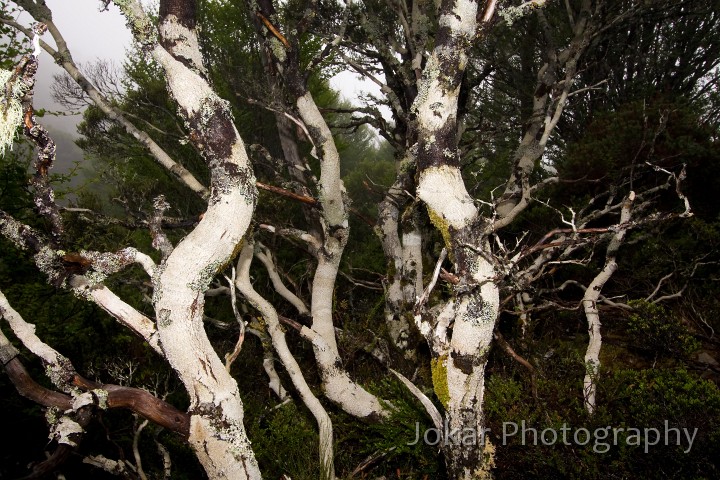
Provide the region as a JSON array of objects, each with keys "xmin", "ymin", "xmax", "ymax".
[
  {"xmin": 223, "ymin": 267, "xmax": 246, "ymax": 372},
  {"xmin": 415, "ymin": 248, "xmax": 447, "ymax": 314}
]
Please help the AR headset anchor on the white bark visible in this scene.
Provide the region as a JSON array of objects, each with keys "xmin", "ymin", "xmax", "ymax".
[
  {"xmin": 150, "ymin": 104, "xmax": 259, "ymax": 480},
  {"xmin": 262, "ymin": 355, "xmax": 290, "ymax": 402},
  {"xmin": 417, "ymin": 165, "xmax": 478, "ymax": 229},
  {"xmin": 310, "ymin": 257, "xmax": 342, "ymax": 353},
  {"xmin": 250, "ymin": 8, "xmax": 387, "ymax": 420},
  {"xmin": 377, "ymin": 175, "xmax": 418, "ymax": 354},
  {"xmin": 0, "ymin": 288, "xmax": 73, "ymax": 388},
  {"xmin": 307, "ymin": 252, "xmax": 388, "ymax": 418},
  {"xmin": 582, "ymin": 192, "xmax": 634, "ymax": 415},
  {"xmin": 495, "ymin": 0, "xmax": 592, "ymax": 224},
  {"xmin": 116, "ymin": 2, "xmax": 261, "ymax": 477},
  {"xmin": 444, "ymin": 259, "xmax": 499, "ymax": 479},
  {"xmin": 255, "ymin": 244, "xmax": 309, "ymax": 315},
  {"xmin": 296, "ymin": 318, "xmax": 387, "ymax": 419},
  {"xmin": 293, "ymin": 90, "xmax": 386, "ymax": 418},
  {"xmin": 411, "ymin": 0, "xmax": 505, "ymax": 476},
  {"xmin": 296, "ymin": 92, "xmax": 347, "ymax": 229},
  {"xmin": 236, "ymin": 243, "xmax": 335, "ymax": 480},
  {"xmin": 146, "ymin": 185, "xmax": 260, "ymax": 479},
  {"xmin": 70, "ymin": 278, "xmax": 162, "ymax": 355}
]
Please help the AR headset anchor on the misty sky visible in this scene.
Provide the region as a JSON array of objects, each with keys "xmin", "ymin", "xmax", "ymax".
[
  {"xmin": 10, "ymin": 0, "xmax": 376, "ymax": 176},
  {"xmin": 29, "ymin": 0, "xmax": 132, "ymax": 134},
  {"xmin": 22, "ymin": 0, "xmax": 371, "ymax": 132}
]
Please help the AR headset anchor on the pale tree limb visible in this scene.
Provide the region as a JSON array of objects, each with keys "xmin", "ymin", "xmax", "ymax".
[
  {"xmin": 82, "ymin": 455, "xmax": 130, "ymax": 476},
  {"xmin": 223, "ymin": 266, "xmax": 246, "ymax": 372},
  {"xmin": 0, "ymin": 307, "xmax": 191, "ymax": 480},
  {"xmin": 389, "ymin": 368, "xmax": 443, "ymax": 432},
  {"xmin": 202, "ymin": 286, "xmax": 293, "ymax": 404},
  {"xmin": 0, "ymin": 210, "xmax": 162, "ymax": 352},
  {"xmin": 376, "ymin": 163, "xmax": 421, "ymax": 355},
  {"xmin": 0, "ymin": 323, "xmax": 89, "ymax": 477},
  {"xmin": 0, "ymin": 328, "xmax": 71, "ymax": 410},
  {"xmin": 235, "ymin": 242, "xmax": 335, "ymax": 480},
  {"xmin": 115, "ymin": 1, "xmax": 262, "ymax": 477},
  {"xmin": 415, "ymin": 248, "xmax": 447, "ymax": 315},
  {"xmin": 493, "ymin": 0, "xmax": 594, "ymax": 228},
  {"xmin": 649, "ymin": 260, "xmax": 717, "ymax": 304},
  {"xmin": 0, "ymin": 299, "xmax": 191, "ymax": 436},
  {"xmin": 259, "ymin": 224, "xmax": 321, "ymax": 250},
  {"xmin": 153, "ymin": 428, "xmax": 173, "ymax": 480},
  {"xmin": 247, "ymin": 327, "xmax": 292, "ymax": 404},
  {"xmin": 132, "ymin": 417, "xmax": 150, "ymax": 480},
  {"xmin": 255, "ymin": 243, "xmax": 310, "ymax": 315},
  {"xmin": 582, "ymin": 192, "xmax": 634, "ymax": 415},
  {"xmin": 278, "ymin": 312, "xmax": 389, "ymax": 419},
  {"xmin": 250, "ymin": 0, "xmax": 388, "ymax": 420},
  {"xmin": 0, "ymin": 288, "xmax": 76, "ymax": 392},
  {"xmin": 411, "ymin": 0, "xmax": 502, "ymax": 476}
]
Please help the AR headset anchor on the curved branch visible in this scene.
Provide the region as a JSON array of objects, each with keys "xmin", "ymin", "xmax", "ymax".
[
  {"xmin": 235, "ymin": 242, "xmax": 335, "ymax": 479},
  {"xmin": 255, "ymin": 242, "xmax": 309, "ymax": 315}
]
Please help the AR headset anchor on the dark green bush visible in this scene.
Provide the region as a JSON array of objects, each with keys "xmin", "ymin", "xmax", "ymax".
[{"xmin": 626, "ymin": 300, "xmax": 700, "ymax": 358}]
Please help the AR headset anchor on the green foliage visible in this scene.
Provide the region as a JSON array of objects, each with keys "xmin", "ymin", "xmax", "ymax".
[
  {"xmin": 483, "ymin": 359, "xmax": 720, "ymax": 479},
  {"xmin": 0, "ymin": 2, "xmax": 26, "ymax": 70},
  {"xmin": 627, "ymin": 300, "xmax": 700, "ymax": 358},
  {"xmin": 0, "ymin": 141, "xmax": 33, "ymax": 219},
  {"xmin": 600, "ymin": 368, "xmax": 720, "ymax": 478},
  {"xmin": 336, "ymin": 377, "xmax": 444, "ymax": 478},
  {"xmin": 556, "ymin": 98, "xmax": 720, "ymax": 217},
  {"xmin": 2, "ymin": 0, "xmax": 719, "ymax": 479},
  {"xmin": 75, "ymin": 54, "xmax": 206, "ymax": 216},
  {"xmin": 341, "ymin": 142, "xmax": 394, "ymax": 274},
  {"xmin": 247, "ymin": 402, "xmax": 320, "ymax": 479}
]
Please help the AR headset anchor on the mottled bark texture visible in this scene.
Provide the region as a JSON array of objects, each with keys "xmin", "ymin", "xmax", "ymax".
[
  {"xmin": 411, "ymin": 0, "xmax": 501, "ymax": 477},
  {"xmin": 377, "ymin": 160, "xmax": 423, "ymax": 358},
  {"xmin": 116, "ymin": 1, "xmax": 261, "ymax": 477},
  {"xmin": 248, "ymin": 0, "xmax": 388, "ymax": 419}
]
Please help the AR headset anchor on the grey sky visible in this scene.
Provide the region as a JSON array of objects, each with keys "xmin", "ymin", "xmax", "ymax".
[
  {"xmin": 14, "ymin": 0, "xmax": 378, "ymax": 143},
  {"xmin": 29, "ymin": 0, "xmax": 132, "ymax": 133}
]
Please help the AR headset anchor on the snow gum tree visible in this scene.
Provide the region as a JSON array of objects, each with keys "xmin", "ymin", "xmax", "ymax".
[
  {"xmin": 3, "ymin": 0, "xmax": 262, "ymax": 478},
  {"xmin": 0, "ymin": 0, "xmax": 717, "ymax": 479}
]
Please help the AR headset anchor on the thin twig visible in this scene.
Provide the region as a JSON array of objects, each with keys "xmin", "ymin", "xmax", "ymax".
[
  {"xmin": 224, "ymin": 267, "xmax": 246, "ymax": 372},
  {"xmin": 415, "ymin": 248, "xmax": 447, "ymax": 313}
]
